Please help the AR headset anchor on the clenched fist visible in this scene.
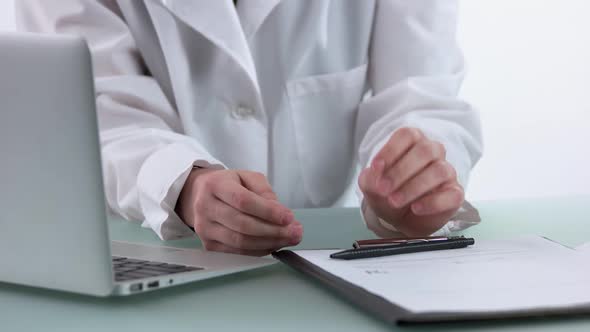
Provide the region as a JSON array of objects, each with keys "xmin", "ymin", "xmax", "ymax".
[{"xmin": 359, "ymin": 128, "xmax": 464, "ymax": 237}]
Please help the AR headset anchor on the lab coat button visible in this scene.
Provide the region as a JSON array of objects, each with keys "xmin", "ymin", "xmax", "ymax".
[{"xmin": 232, "ymin": 105, "xmax": 255, "ymax": 119}]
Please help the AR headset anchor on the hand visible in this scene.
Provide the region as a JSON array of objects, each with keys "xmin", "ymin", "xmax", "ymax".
[
  {"xmin": 359, "ymin": 128, "xmax": 464, "ymax": 237},
  {"xmin": 177, "ymin": 168, "xmax": 303, "ymax": 256}
]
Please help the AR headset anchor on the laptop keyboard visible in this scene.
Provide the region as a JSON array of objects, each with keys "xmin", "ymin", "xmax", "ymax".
[{"xmin": 112, "ymin": 256, "xmax": 203, "ymax": 282}]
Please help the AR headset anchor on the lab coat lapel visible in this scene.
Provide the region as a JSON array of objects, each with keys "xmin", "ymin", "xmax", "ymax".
[
  {"xmin": 237, "ymin": 0, "xmax": 282, "ymax": 39},
  {"xmin": 153, "ymin": 0, "xmax": 260, "ymax": 94}
]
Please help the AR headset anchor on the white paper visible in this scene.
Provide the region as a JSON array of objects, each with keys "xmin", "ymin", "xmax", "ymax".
[
  {"xmin": 295, "ymin": 236, "xmax": 590, "ymax": 313},
  {"xmin": 577, "ymin": 242, "xmax": 590, "ymax": 253}
]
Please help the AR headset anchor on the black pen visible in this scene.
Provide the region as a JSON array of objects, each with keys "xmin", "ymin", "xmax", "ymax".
[{"xmin": 330, "ymin": 236, "xmax": 475, "ymax": 260}]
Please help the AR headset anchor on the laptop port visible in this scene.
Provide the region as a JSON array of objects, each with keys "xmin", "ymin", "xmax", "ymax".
[
  {"xmin": 147, "ymin": 281, "xmax": 160, "ymax": 289},
  {"xmin": 130, "ymin": 283, "xmax": 143, "ymax": 292}
]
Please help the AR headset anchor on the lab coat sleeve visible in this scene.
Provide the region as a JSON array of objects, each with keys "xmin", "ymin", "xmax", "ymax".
[
  {"xmin": 16, "ymin": 0, "xmax": 223, "ymax": 240},
  {"xmin": 355, "ymin": 0, "xmax": 483, "ymax": 237}
]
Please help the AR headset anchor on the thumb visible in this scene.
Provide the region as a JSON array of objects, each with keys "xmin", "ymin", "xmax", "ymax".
[{"xmin": 237, "ymin": 171, "xmax": 279, "ymax": 201}]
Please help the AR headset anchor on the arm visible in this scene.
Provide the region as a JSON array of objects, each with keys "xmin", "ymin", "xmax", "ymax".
[
  {"xmin": 16, "ymin": 0, "xmax": 222, "ymax": 240},
  {"xmin": 356, "ymin": 0, "xmax": 483, "ymax": 237},
  {"xmin": 16, "ymin": 0, "xmax": 302, "ymax": 254}
]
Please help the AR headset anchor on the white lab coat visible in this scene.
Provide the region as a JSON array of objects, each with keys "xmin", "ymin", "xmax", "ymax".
[{"xmin": 16, "ymin": 0, "xmax": 483, "ymax": 240}]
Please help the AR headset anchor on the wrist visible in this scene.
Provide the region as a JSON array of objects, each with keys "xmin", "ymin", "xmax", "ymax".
[{"xmin": 176, "ymin": 167, "xmax": 215, "ymax": 227}]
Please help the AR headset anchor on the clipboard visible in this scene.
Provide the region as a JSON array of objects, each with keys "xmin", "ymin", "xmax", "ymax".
[{"xmin": 273, "ymin": 249, "xmax": 590, "ymax": 325}]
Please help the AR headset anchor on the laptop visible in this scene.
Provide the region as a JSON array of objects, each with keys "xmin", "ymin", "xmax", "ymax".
[{"xmin": 0, "ymin": 34, "xmax": 275, "ymax": 296}]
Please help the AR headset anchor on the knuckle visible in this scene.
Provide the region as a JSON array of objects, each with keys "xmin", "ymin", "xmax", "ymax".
[
  {"xmin": 416, "ymin": 141, "xmax": 435, "ymax": 160},
  {"xmin": 230, "ymin": 232, "xmax": 246, "ymax": 248},
  {"xmin": 358, "ymin": 178, "xmax": 367, "ymax": 193},
  {"xmin": 436, "ymin": 142, "xmax": 447, "ymax": 158},
  {"xmin": 253, "ymin": 172, "xmax": 266, "ymax": 181},
  {"xmin": 411, "ymin": 128, "xmax": 424, "ymax": 140},
  {"xmin": 235, "ymin": 215, "xmax": 253, "ymax": 234},
  {"xmin": 364, "ymin": 180, "xmax": 379, "ymax": 196},
  {"xmin": 243, "ymin": 170, "xmax": 268, "ymax": 184},
  {"xmin": 403, "ymin": 127, "xmax": 423, "ymax": 142},
  {"xmin": 231, "ymin": 191, "xmax": 247, "ymax": 209},
  {"xmin": 436, "ymin": 187, "xmax": 464, "ymax": 211},
  {"xmin": 276, "ymin": 226, "xmax": 288, "ymax": 238},
  {"xmin": 360, "ymin": 170, "xmax": 379, "ymax": 195},
  {"xmin": 449, "ymin": 187, "xmax": 465, "ymax": 206},
  {"xmin": 193, "ymin": 223, "xmax": 204, "ymax": 236},
  {"xmin": 428, "ymin": 141, "xmax": 442, "ymax": 158},
  {"xmin": 194, "ymin": 195, "xmax": 208, "ymax": 213},
  {"xmin": 358, "ymin": 169, "xmax": 370, "ymax": 191},
  {"xmin": 199, "ymin": 174, "xmax": 216, "ymax": 192},
  {"xmin": 271, "ymin": 205, "xmax": 286, "ymax": 221},
  {"xmin": 262, "ymin": 191, "xmax": 278, "ymax": 200},
  {"xmin": 448, "ymin": 164, "xmax": 458, "ymax": 180},
  {"xmin": 193, "ymin": 219, "xmax": 208, "ymax": 237},
  {"xmin": 433, "ymin": 161, "xmax": 453, "ymax": 180},
  {"xmin": 211, "ymin": 202, "xmax": 224, "ymax": 220}
]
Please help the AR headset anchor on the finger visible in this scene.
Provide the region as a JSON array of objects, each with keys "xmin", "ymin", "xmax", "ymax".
[
  {"xmin": 238, "ymin": 171, "xmax": 278, "ymax": 200},
  {"xmin": 410, "ymin": 182, "xmax": 464, "ymax": 216},
  {"xmin": 260, "ymin": 192, "xmax": 279, "ymax": 200},
  {"xmin": 388, "ymin": 160, "xmax": 456, "ymax": 209},
  {"xmin": 384, "ymin": 139, "xmax": 445, "ymax": 194},
  {"xmin": 206, "ymin": 199, "xmax": 302, "ymax": 239},
  {"xmin": 372, "ymin": 128, "xmax": 424, "ymax": 170},
  {"xmin": 214, "ymin": 180, "xmax": 293, "ymax": 225},
  {"xmin": 203, "ymin": 240, "xmax": 271, "ymax": 257},
  {"xmin": 358, "ymin": 167, "xmax": 383, "ymax": 197},
  {"xmin": 207, "ymin": 222, "xmax": 301, "ymax": 251}
]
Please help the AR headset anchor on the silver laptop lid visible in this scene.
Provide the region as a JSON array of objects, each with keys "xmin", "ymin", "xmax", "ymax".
[{"xmin": 0, "ymin": 34, "xmax": 113, "ymax": 296}]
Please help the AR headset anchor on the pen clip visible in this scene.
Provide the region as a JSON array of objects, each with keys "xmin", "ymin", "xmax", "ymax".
[{"xmin": 353, "ymin": 236, "xmax": 465, "ymax": 249}]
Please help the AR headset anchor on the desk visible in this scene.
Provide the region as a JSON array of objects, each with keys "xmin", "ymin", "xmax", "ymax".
[{"xmin": 1, "ymin": 196, "xmax": 589, "ymax": 331}]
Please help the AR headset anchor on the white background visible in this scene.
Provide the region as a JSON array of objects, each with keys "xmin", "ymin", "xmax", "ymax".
[
  {"xmin": 458, "ymin": 1, "xmax": 590, "ymax": 201},
  {"xmin": 1, "ymin": 1, "xmax": 589, "ymax": 201},
  {"xmin": 0, "ymin": 1, "xmax": 14, "ymax": 30}
]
